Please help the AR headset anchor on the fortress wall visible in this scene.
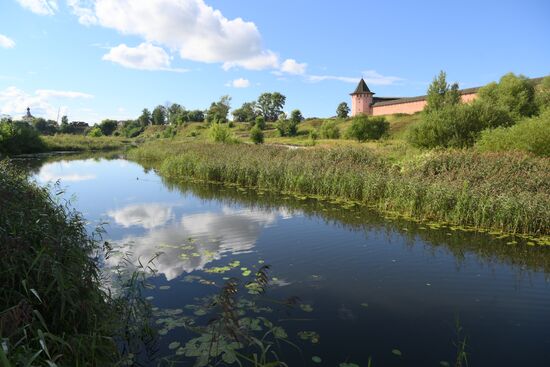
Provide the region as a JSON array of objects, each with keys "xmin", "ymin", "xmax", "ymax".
[
  {"xmin": 372, "ymin": 100, "xmax": 426, "ymax": 116},
  {"xmin": 372, "ymin": 92, "xmax": 479, "ymax": 116}
]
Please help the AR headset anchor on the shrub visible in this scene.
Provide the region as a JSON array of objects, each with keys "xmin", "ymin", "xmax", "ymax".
[
  {"xmin": 250, "ymin": 126, "xmax": 264, "ymax": 144},
  {"xmin": 477, "ymin": 73, "xmax": 537, "ymax": 119},
  {"xmin": 408, "ymin": 102, "xmax": 513, "ymax": 148},
  {"xmin": 535, "ymin": 76, "xmax": 550, "ymax": 112},
  {"xmin": 88, "ymin": 126, "xmax": 103, "ymax": 137},
  {"xmin": 276, "ymin": 113, "xmax": 299, "ymax": 137},
  {"xmin": 0, "ymin": 120, "xmax": 45, "ymax": 155},
  {"xmin": 254, "ymin": 115, "xmax": 266, "ymax": 130},
  {"xmin": 319, "ymin": 120, "xmax": 340, "ymax": 139},
  {"xmin": 208, "ymin": 122, "xmax": 234, "ymax": 143},
  {"xmin": 476, "ymin": 109, "xmax": 550, "ymax": 157},
  {"xmin": 346, "ymin": 115, "xmax": 389, "ymax": 142}
]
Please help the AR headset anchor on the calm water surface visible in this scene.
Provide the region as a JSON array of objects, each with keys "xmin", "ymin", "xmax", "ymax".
[{"xmin": 21, "ymin": 154, "xmax": 550, "ymax": 366}]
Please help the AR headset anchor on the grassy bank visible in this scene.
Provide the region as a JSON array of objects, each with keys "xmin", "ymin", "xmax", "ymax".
[
  {"xmin": 129, "ymin": 141, "xmax": 549, "ymax": 236},
  {"xmin": 0, "ymin": 161, "xmax": 134, "ymax": 365},
  {"xmin": 41, "ymin": 134, "xmax": 133, "ymax": 152}
]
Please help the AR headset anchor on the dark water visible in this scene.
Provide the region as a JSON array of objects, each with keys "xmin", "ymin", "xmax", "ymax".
[{"xmin": 19, "ymin": 154, "xmax": 550, "ymax": 366}]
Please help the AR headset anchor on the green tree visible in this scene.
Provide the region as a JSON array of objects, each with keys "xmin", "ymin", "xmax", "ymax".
[
  {"xmin": 98, "ymin": 119, "xmax": 118, "ymax": 136},
  {"xmin": 425, "ymin": 71, "xmax": 461, "ymax": 112},
  {"xmin": 206, "ymin": 95, "xmax": 232, "ymax": 124},
  {"xmin": 166, "ymin": 103, "xmax": 187, "ymax": 125},
  {"xmin": 535, "ymin": 76, "xmax": 550, "ymax": 112},
  {"xmin": 33, "ymin": 118, "xmax": 58, "ymax": 135},
  {"xmin": 257, "ymin": 92, "xmax": 286, "ymax": 121},
  {"xmin": 249, "ymin": 125, "xmax": 264, "ymax": 144},
  {"xmin": 346, "ymin": 115, "xmax": 389, "ymax": 142},
  {"xmin": 187, "ymin": 110, "xmax": 205, "ymax": 122},
  {"xmin": 232, "ymin": 101, "xmax": 257, "ymax": 123},
  {"xmin": 336, "ymin": 102, "xmax": 350, "ymax": 118},
  {"xmin": 478, "ymin": 73, "xmax": 537, "ymax": 119},
  {"xmin": 138, "ymin": 108, "xmax": 152, "ymax": 126},
  {"xmin": 60, "ymin": 115, "xmax": 69, "ymax": 134},
  {"xmin": 254, "ymin": 115, "xmax": 266, "ymax": 130},
  {"xmin": 290, "ymin": 109, "xmax": 304, "ymax": 124},
  {"xmin": 152, "ymin": 105, "xmax": 167, "ymax": 125}
]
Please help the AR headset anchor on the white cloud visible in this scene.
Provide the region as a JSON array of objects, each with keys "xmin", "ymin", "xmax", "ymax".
[
  {"xmin": 307, "ymin": 70, "xmax": 403, "ymax": 85},
  {"xmin": 36, "ymin": 89, "xmax": 94, "ymax": 99},
  {"xmin": 226, "ymin": 78, "xmax": 250, "ymax": 88},
  {"xmin": 0, "ymin": 34, "xmax": 15, "ymax": 49},
  {"xmin": 280, "ymin": 59, "xmax": 307, "ymax": 75},
  {"xmin": 66, "ymin": 0, "xmax": 303, "ymax": 72},
  {"xmin": 108, "ymin": 203, "xmax": 175, "ymax": 229},
  {"xmin": 102, "ymin": 43, "xmax": 188, "ymax": 72},
  {"xmin": 16, "ymin": 0, "xmax": 58, "ymax": 15},
  {"xmin": 67, "ymin": 0, "xmax": 97, "ymax": 25},
  {"xmin": 0, "ymin": 86, "xmax": 93, "ymax": 120}
]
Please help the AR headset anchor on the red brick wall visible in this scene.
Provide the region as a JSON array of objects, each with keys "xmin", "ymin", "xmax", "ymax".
[{"xmin": 371, "ymin": 92, "xmax": 478, "ymax": 116}]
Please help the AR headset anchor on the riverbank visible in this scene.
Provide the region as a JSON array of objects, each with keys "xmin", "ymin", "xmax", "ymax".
[
  {"xmin": 129, "ymin": 141, "xmax": 550, "ymax": 237},
  {"xmin": 0, "ymin": 161, "xmax": 135, "ymax": 365}
]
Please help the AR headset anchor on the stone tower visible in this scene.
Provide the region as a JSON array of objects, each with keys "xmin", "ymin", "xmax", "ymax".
[{"xmin": 350, "ymin": 78, "xmax": 374, "ymax": 116}]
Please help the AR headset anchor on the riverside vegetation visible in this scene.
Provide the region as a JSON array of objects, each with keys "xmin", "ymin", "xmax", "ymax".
[{"xmin": 0, "ymin": 162, "xmax": 154, "ymax": 366}]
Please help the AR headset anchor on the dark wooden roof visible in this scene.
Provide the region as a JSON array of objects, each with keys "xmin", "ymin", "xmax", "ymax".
[
  {"xmin": 372, "ymin": 76, "xmax": 546, "ymax": 107},
  {"xmin": 350, "ymin": 78, "xmax": 373, "ymax": 95}
]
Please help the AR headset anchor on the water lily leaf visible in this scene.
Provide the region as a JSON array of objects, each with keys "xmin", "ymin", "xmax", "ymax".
[
  {"xmin": 312, "ymin": 356, "xmax": 322, "ymax": 363},
  {"xmin": 339, "ymin": 363, "xmax": 360, "ymax": 367},
  {"xmin": 168, "ymin": 341, "xmax": 180, "ymax": 350},
  {"xmin": 439, "ymin": 362, "xmax": 451, "ymax": 367},
  {"xmin": 360, "ymin": 303, "xmax": 369, "ymax": 308},
  {"xmin": 300, "ymin": 304, "xmax": 314, "ymax": 312},
  {"xmin": 392, "ymin": 349, "xmax": 402, "ymax": 356},
  {"xmin": 242, "ymin": 270, "xmax": 252, "ymax": 276},
  {"xmin": 159, "ymin": 285, "xmax": 170, "ymax": 290}
]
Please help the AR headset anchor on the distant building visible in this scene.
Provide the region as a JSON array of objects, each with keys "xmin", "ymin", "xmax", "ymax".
[
  {"xmin": 350, "ymin": 77, "xmax": 544, "ymax": 117},
  {"xmin": 22, "ymin": 107, "xmax": 34, "ymax": 122}
]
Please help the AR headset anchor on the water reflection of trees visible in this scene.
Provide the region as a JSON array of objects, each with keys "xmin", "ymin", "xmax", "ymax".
[{"xmin": 161, "ymin": 177, "xmax": 550, "ymax": 275}]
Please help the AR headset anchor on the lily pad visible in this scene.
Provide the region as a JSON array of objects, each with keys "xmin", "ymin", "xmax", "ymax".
[
  {"xmin": 300, "ymin": 304, "xmax": 314, "ymax": 312},
  {"xmin": 392, "ymin": 348, "xmax": 402, "ymax": 356},
  {"xmin": 168, "ymin": 341, "xmax": 181, "ymax": 350},
  {"xmin": 312, "ymin": 356, "xmax": 322, "ymax": 363}
]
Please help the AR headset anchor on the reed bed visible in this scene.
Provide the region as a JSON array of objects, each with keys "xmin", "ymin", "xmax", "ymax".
[
  {"xmin": 0, "ymin": 161, "xmax": 120, "ymax": 365},
  {"xmin": 128, "ymin": 141, "xmax": 550, "ymax": 235},
  {"xmin": 42, "ymin": 134, "xmax": 132, "ymax": 152}
]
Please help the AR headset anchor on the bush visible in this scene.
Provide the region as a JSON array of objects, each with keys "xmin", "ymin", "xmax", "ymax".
[
  {"xmin": 476, "ymin": 109, "xmax": 550, "ymax": 157},
  {"xmin": 346, "ymin": 115, "xmax": 389, "ymax": 142},
  {"xmin": 319, "ymin": 120, "xmax": 340, "ymax": 139},
  {"xmin": 408, "ymin": 102, "xmax": 513, "ymax": 148},
  {"xmin": 254, "ymin": 115, "xmax": 266, "ymax": 130},
  {"xmin": 208, "ymin": 122, "xmax": 234, "ymax": 143},
  {"xmin": 250, "ymin": 126, "xmax": 264, "ymax": 144},
  {"xmin": 477, "ymin": 73, "xmax": 537, "ymax": 119},
  {"xmin": 88, "ymin": 126, "xmax": 103, "ymax": 137},
  {"xmin": 0, "ymin": 120, "xmax": 45, "ymax": 155}
]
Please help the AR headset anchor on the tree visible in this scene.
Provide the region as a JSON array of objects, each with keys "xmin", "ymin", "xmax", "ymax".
[
  {"xmin": 478, "ymin": 73, "xmax": 537, "ymax": 119},
  {"xmin": 425, "ymin": 71, "xmax": 461, "ymax": 112},
  {"xmin": 336, "ymin": 102, "xmax": 350, "ymax": 118},
  {"xmin": 290, "ymin": 109, "xmax": 304, "ymax": 124},
  {"xmin": 346, "ymin": 115, "xmax": 389, "ymax": 142},
  {"xmin": 138, "ymin": 108, "xmax": 152, "ymax": 126},
  {"xmin": 257, "ymin": 92, "xmax": 286, "ymax": 121},
  {"xmin": 152, "ymin": 105, "xmax": 167, "ymax": 125},
  {"xmin": 535, "ymin": 76, "xmax": 550, "ymax": 112},
  {"xmin": 166, "ymin": 103, "xmax": 187, "ymax": 125},
  {"xmin": 206, "ymin": 95, "xmax": 232, "ymax": 124},
  {"xmin": 187, "ymin": 110, "xmax": 205, "ymax": 122},
  {"xmin": 33, "ymin": 118, "xmax": 58, "ymax": 135},
  {"xmin": 250, "ymin": 126, "xmax": 264, "ymax": 144},
  {"xmin": 254, "ymin": 115, "xmax": 266, "ymax": 130},
  {"xmin": 98, "ymin": 119, "xmax": 118, "ymax": 136},
  {"xmin": 88, "ymin": 126, "xmax": 103, "ymax": 137},
  {"xmin": 232, "ymin": 102, "xmax": 257, "ymax": 123}
]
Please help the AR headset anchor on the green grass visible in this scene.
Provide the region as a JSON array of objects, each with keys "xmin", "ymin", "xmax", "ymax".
[
  {"xmin": 41, "ymin": 134, "xmax": 133, "ymax": 152},
  {"xmin": 128, "ymin": 141, "xmax": 550, "ymax": 236}
]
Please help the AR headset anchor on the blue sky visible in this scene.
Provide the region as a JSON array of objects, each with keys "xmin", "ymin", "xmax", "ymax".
[{"xmin": 0, "ymin": 0, "xmax": 549, "ymax": 123}]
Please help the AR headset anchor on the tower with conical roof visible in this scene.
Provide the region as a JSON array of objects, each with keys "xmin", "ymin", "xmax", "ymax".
[{"xmin": 350, "ymin": 78, "xmax": 374, "ymax": 116}]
